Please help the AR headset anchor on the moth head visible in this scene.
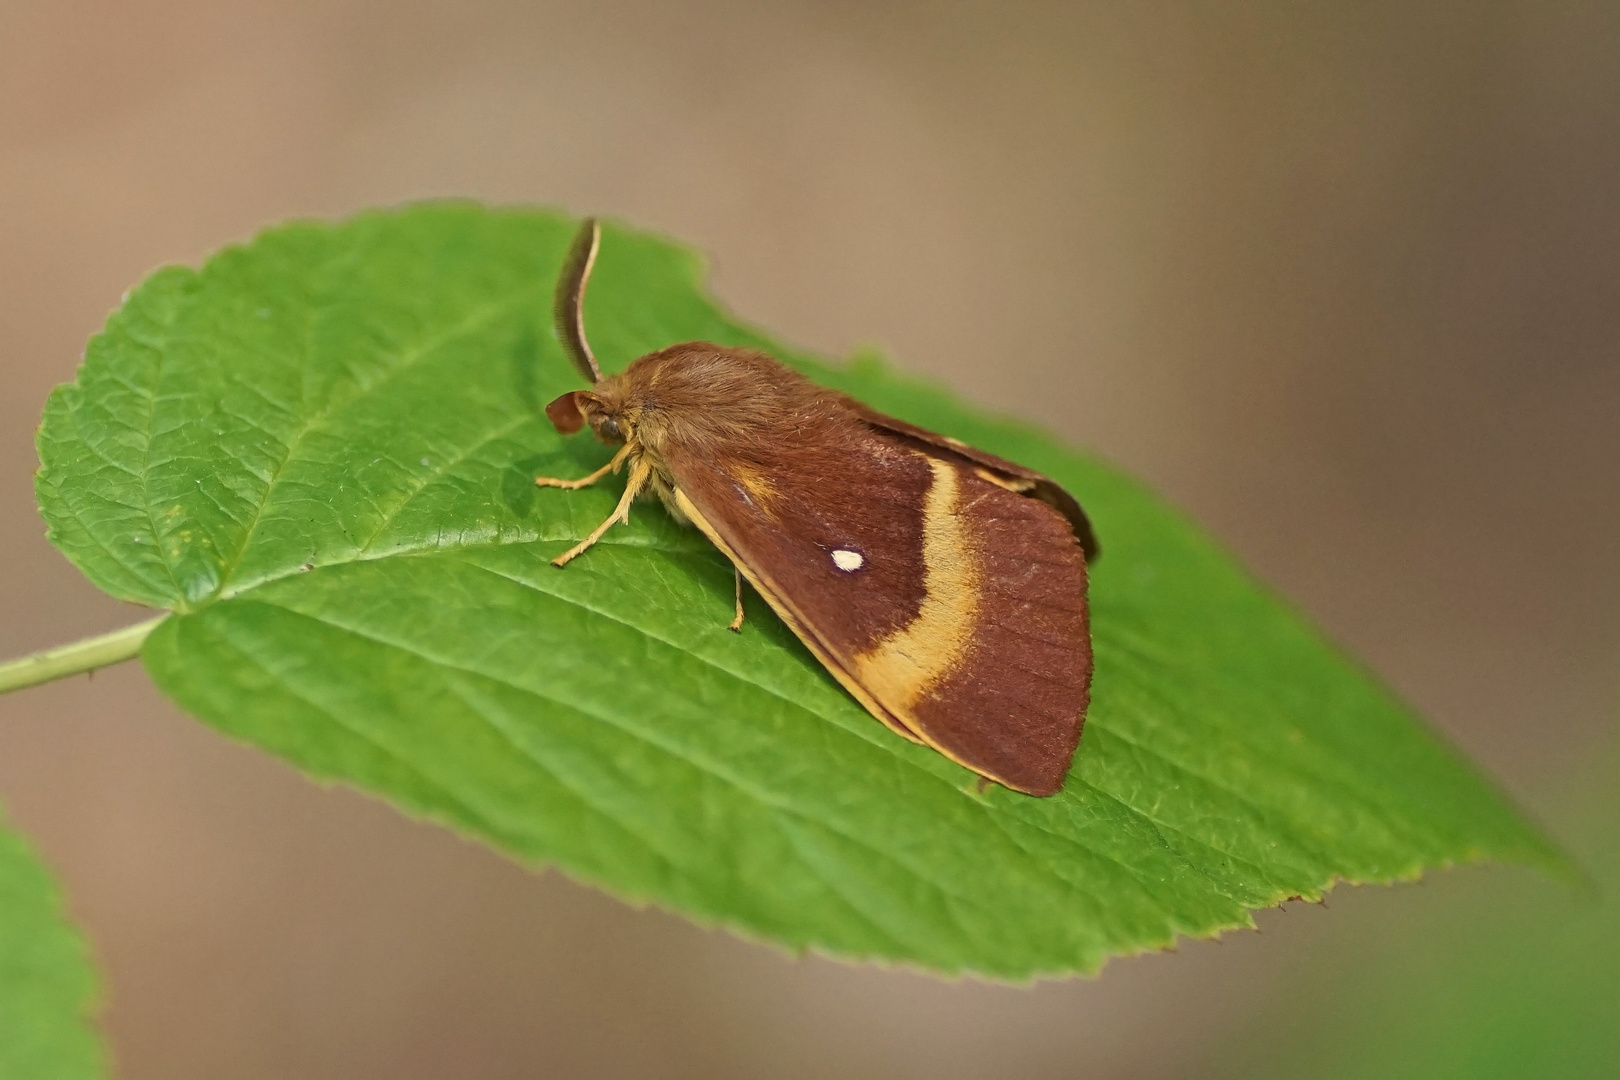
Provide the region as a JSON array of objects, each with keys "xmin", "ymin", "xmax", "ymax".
[
  {"xmin": 545, "ymin": 387, "xmax": 631, "ymax": 445},
  {"xmin": 544, "ymin": 217, "xmax": 640, "ymax": 445}
]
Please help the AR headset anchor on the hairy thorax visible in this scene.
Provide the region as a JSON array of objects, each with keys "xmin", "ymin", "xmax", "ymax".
[{"xmin": 567, "ymin": 342, "xmax": 852, "ymax": 523}]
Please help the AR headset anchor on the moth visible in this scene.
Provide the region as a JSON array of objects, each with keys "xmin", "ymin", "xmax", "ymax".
[{"xmin": 538, "ymin": 219, "xmax": 1098, "ymax": 796}]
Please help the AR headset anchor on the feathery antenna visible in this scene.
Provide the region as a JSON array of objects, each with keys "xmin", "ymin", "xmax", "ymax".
[{"xmin": 554, "ymin": 217, "xmax": 603, "ymax": 384}]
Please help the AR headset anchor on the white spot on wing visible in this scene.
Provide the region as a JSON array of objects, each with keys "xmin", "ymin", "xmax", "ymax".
[{"xmin": 832, "ymin": 549, "xmax": 864, "ymax": 572}]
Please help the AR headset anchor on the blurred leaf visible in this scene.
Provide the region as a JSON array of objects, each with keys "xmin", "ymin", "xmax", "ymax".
[
  {"xmin": 33, "ymin": 203, "xmax": 1566, "ymax": 977},
  {"xmin": 1214, "ymin": 738, "xmax": 1617, "ymax": 1078},
  {"xmin": 0, "ymin": 810, "xmax": 103, "ymax": 1079}
]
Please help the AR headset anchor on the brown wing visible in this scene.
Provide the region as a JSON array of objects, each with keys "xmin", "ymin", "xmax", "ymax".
[
  {"xmin": 846, "ymin": 401, "xmax": 1100, "ymax": 563},
  {"xmin": 661, "ymin": 416, "xmax": 1091, "ymax": 796}
]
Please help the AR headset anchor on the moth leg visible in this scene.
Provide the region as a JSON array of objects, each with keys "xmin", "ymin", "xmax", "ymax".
[
  {"xmin": 535, "ymin": 444, "xmax": 632, "ymax": 490},
  {"xmin": 728, "ymin": 565, "xmax": 745, "ymax": 633},
  {"xmin": 552, "ymin": 457, "xmax": 652, "ymax": 567}
]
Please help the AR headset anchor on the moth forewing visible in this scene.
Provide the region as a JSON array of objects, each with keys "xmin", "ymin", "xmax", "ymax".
[{"xmin": 664, "ymin": 431, "xmax": 1089, "ymax": 796}]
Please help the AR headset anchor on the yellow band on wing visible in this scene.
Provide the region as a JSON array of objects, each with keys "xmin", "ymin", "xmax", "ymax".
[{"xmin": 852, "ymin": 457, "xmax": 980, "ymax": 711}]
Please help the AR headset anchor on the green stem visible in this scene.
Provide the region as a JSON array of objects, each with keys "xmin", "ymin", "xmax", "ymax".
[{"xmin": 0, "ymin": 616, "xmax": 166, "ymax": 694}]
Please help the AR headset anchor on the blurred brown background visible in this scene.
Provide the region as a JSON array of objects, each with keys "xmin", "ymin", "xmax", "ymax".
[{"xmin": 2, "ymin": 2, "xmax": 1616, "ymax": 1077}]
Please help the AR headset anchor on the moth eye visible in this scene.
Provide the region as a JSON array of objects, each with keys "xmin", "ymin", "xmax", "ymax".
[
  {"xmin": 600, "ymin": 418, "xmax": 622, "ymax": 439},
  {"xmin": 831, "ymin": 549, "xmax": 864, "ymax": 572}
]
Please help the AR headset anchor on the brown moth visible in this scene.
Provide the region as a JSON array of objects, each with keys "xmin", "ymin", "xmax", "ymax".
[{"xmin": 538, "ymin": 219, "xmax": 1098, "ymax": 796}]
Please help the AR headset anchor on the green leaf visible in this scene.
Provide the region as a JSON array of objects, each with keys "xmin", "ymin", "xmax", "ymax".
[
  {"xmin": 34, "ymin": 203, "xmax": 1566, "ymax": 978},
  {"xmin": 0, "ymin": 809, "xmax": 104, "ymax": 1079},
  {"xmin": 1212, "ymin": 739, "xmax": 1618, "ymax": 1078}
]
